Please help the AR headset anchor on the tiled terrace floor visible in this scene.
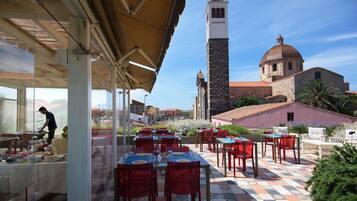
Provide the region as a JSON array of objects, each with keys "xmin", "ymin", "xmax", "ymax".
[{"xmin": 108, "ymin": 144, "xmax": 318, "ymax": 201}]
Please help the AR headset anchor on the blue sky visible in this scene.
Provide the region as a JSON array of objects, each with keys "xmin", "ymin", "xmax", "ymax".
[{"xmin": 132, "ymin": 0, "xmax": 357, "ymax": 110}]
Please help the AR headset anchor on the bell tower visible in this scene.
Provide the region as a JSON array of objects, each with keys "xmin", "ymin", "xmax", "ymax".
[{"xmin": 206, "ymin": 0, "xmax": 229, "ymax": 119}]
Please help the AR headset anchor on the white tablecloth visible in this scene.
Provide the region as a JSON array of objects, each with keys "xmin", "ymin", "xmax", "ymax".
[{"xmin": 0, "ymin": 161, "xmax": 67, "ymax": 193}]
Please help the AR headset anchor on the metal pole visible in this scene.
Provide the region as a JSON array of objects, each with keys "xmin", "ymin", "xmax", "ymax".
[
  {"xmin": 144, "ymin": 94, "xmax": 147, "ymax": 124},
  {"xmin": 122, "ymin": 88, "xmax": 126, "ymax": 152},
  {"xmin": 112, "ymin": 70, "xmax": 117, "ymax": 166},
  {"xmin": 128, "ymin": 90, "xmax": 131, "ymax": 138}
]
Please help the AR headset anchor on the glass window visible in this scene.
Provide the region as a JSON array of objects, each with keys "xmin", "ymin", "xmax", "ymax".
[
  {"xmin": 211, "ymin": 8, "xmax": 216, "ymax": 18},
  {"xmin": 220, "ymin": 8, "xmax": 225, "ymax": 18},
  {"xmin": 315, "ymin": 71, "xmax": 321, "ymax": 80},
  {"xmin": 272, "ymin": 64, "xmax": 277, "ymax": 71},
  {"xmin": 287, "ymin": 112, "xmax": 294, "ymax": 121},
  {"xmin": 288, "ymin": 62, "xmax": 292, "ymax": 70}
]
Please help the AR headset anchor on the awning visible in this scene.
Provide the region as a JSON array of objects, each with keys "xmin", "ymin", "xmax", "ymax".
[{"xmin": 91, "ymin": 0, "xmax": 185, "ymax": 92}]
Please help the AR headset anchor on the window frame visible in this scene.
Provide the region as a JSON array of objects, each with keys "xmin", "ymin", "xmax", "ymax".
[
  {"xmin": 287, "ymin": 112, "xmax": 294, "ymax": 122},
  {"xmin": 314, "ymin": 71, "xmax": 321, "ymax": 80},
  {"xmin": 272, "ymin": 64, "xmax": 277, "ymax": 72},
  {"xmin": 288, "ymin": 62, "xmax": 292, "ymax": 70}
]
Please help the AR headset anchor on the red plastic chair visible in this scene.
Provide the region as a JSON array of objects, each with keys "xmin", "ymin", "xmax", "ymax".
[
  {"xmin": 165, "ymin": 161, "xmax": 201, "ymax": 201},
  {"xmin": 278, "ymin": 135, "xmax": 297, "ymax": 164},
  {"xmin": 117, "ymin": 163, "xmax": 157, "ymax": 201},
  {"xmin": 263, "ymin": 130, "xmax": 275, "ymax": 159},
  {"xmin": 135, "ymin": 138, "xmax": 155, "ymax": 153},
  {"xmin": 163, "ymin": 145, "xmax": 190, "ymax": 152},
  {"xmin": 160, "ymin": 138, "xmax": 179, "ymax": 152},
  {"xmin": 229, "ymin": 140, "xmax": 255, "ymax": 177},
  {"xmin": 200, "ymin": 130, "xmax": 214, "ymax": 151}
]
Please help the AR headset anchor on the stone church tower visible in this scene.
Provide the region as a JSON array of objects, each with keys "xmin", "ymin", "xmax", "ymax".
[{"xmin": 206, "ymin": 0, "xmax": 229, "ymax": 119}]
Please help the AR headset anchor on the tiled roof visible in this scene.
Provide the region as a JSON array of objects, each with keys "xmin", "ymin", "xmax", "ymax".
[
  {"xmin": 229, "ymin": 81, "xmax": 270, "ymax": 87},
  {"xmin": 346, "ymin": 91, "xmax": 357, "ymax": 95},
  {"xmin": 213, "ymin": 102, "xmax": 293, "ymax": 121},
  {"xmin": 259, "ymin": 44, "xmax": 303, "ymax": 65}
]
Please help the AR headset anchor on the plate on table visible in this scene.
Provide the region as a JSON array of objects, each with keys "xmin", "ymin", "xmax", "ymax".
[
  {"xmin": 176, "ymin": 159, "xmax": 190, "ymax": 163},
  {"xmin": 131, "ymin": 160, "xmax": 147, "ymax": 164},
  {"xmin": 43, "ymin": 155, "xmax": 65, "ymax": 162},
  {"xmin": 172, "ymin": 152, "xmax": 184, "ymax": 156},
  {"xmin": 135, "ymin": 153, "xmax": 152, "ymax": 156}
]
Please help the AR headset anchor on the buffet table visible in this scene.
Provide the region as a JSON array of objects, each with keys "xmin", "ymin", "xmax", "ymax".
[{"xmin": 0, "ymin": 160, "xmax": 67, "ymax": 193}]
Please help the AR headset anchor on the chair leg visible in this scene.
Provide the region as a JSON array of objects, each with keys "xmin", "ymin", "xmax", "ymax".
[
  {"xmin": 264, "ymin": 142, "xmax": 266, "ymax": 156},
  {"xmin": 198, "ymin": 188, "xmax": 201, "ymax": 201},
  {"xmin": 283, "ymin": 149, "xmax": 286, "ymax": 160},
  {"xmin": 228, "ymin": 153, "xmax": 231, "ymax": 171},
  {"xmin": 278, "ymin": 148, "xmax": 282, "ymax": 164},
  {"xmin": 293, "ymin": 148, "xmax": 297, "ymax": 164},
  {"xmin": 243, "ymin": 159, "xmax": 246, "ymax": 172},
  {"xmin": 252, "ymin": 157, "xmax": 255, "ymax": 176},
  {"xmin": 233, "ymin": 156, "xmax": 236, "ymax": 178},
  {"xmin": 191, "ymin": 192, "xmax": 195, "ymax": 201}
]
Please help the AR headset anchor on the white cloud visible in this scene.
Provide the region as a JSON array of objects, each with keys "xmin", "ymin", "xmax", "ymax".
[
  {"xmin": 304, "ymin": 46, "xmax": 357, "ymax": 68},
  {"xmin": 321, "ymin": 32, "xmax": 357, "ymax": 42}
]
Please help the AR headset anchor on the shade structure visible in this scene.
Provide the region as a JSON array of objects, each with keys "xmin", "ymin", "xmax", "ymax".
[
  {"xmin": 92, "ymin": 0, "xmax": 185, "ymax": 92},
  {"xmin": 0, "ymin": 0, "xmax": 185, "ymax": 92}
]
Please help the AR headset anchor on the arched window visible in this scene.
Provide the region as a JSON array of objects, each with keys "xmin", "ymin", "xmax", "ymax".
[
  {"xmin": 220, "ymin": 8, "xmax": 225, "ymax": 18},
  {"xmin": 288, "ymin": 62, "xmax": 292, "ymax": 70},
  {"xmin": 272, "ymin": 64, "xmax": 277, "ymax": 71},
  {"xmin": 315, "ymin": 71, "xmax": 321, "ymax": 80},
  {"xmin": 211, "ymin": 8, "xmax": 216, "ymax": 18},
  {"xmin": 300, "ymin": 63, "xmax": 303, "ymax": 71},
  {"xmin": 262, "ymin": 66, "xmax": 265, "ymax": 74}
]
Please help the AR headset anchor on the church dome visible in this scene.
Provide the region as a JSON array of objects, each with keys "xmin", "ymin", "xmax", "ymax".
[{"xmin": 259, "ymin": 35, "xmax": 303, "ymax": 66}]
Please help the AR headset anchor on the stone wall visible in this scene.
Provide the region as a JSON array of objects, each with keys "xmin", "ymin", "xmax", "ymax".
[
  {"xmin": 260, "ymin": 58, "xmax": 303, "ymax": 82},
  {"xmin": 207, "ymin": 38, "xmax": 229, "ymax": 118},
  {"xmin": 229, "ymin": 86, "xmax": 272, "ymax": 100},
  {"xmin": 295, "ymin": 67, "xmax": 345, "ymax": 99},
  {"xmin": 270, "ymin": 76, "xmax": 296, "ymax": 101}
]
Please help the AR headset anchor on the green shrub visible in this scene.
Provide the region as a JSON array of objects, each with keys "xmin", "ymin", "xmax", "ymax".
[
  {"xmin": 218, "ymin": 125, "xmax": 251, "ymax": 136},
  {"xmin": 165, "ymin": 119, "xmax": 212, "ymax": 136},
  {"xmin": 306, "ymin": 144, "xmax": 357, "ymax": 201},
  {"xmin": 233, "ymin": 96, "xmax": 263, "ymax": 108},
  {"xmin": 117, "ymin": 127, "xmax": 139, "ymax": 136},
  {"xmin": 289, "ymin": 125, "xmax": 308, "ymax": 134}
]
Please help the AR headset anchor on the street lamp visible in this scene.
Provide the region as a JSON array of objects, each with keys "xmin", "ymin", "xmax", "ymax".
[{"xmin": 143, "ymin": 94, "xmax": 148, "ymax": 124}]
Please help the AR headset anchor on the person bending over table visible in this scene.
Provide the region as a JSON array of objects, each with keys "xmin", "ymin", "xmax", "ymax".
[{"xmin": 38, "ymin": 106, "xmax": 57, "ymax": 145}]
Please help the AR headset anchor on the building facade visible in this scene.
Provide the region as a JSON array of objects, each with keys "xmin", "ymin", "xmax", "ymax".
[
  {"xmin": 194, "ymin": 33, "xmax": 352, "ymax": 120},
  {"xmin": 212, "ymin": 102, "xmax": 356, "ymax": 128}
]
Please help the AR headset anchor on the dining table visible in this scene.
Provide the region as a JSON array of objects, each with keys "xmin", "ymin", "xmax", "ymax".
[
  {"xmin": 118, "ymin": 151, "xmax": 211, "ymax": 201},
  {"xmin": 261, "ymin": 133, "xmax": 301, "ymax": 164},
  {"xmin": 216, "ymin": 137, "xmax": 259, "ymax": 177}
]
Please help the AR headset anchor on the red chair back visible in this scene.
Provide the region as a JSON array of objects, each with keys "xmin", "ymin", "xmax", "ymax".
[
  {"xmin": 135, "ymin": 138, "xmax": 154, "ymax": 153},
  {"xmin": 200, "ymin": 130, "xmax": 213, "ymax": 142},
  {"xmin": 166, "ymin": 161, "xmax": 200, "ymax": 195},
  {"xmin": 217, "ymin": 129, "xmax": 228, "ymax": 138},
  {"xmin": 233, "ymin": 140, "xmax": 254, "ymax": 159},
  {"xmin": 263, "ymin": 130, "xmax": 274, "ymax": 142},
  {"xmin": 279, "ymin": 135, "xmax": 295, "ymax": 149},
  {"xmin": 160, "ymin": 138, "xmax": 179, "ymax": 152},
  {"xmin": 117, "ymin": 163, "xmax": 156, "ymax": 200}
]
